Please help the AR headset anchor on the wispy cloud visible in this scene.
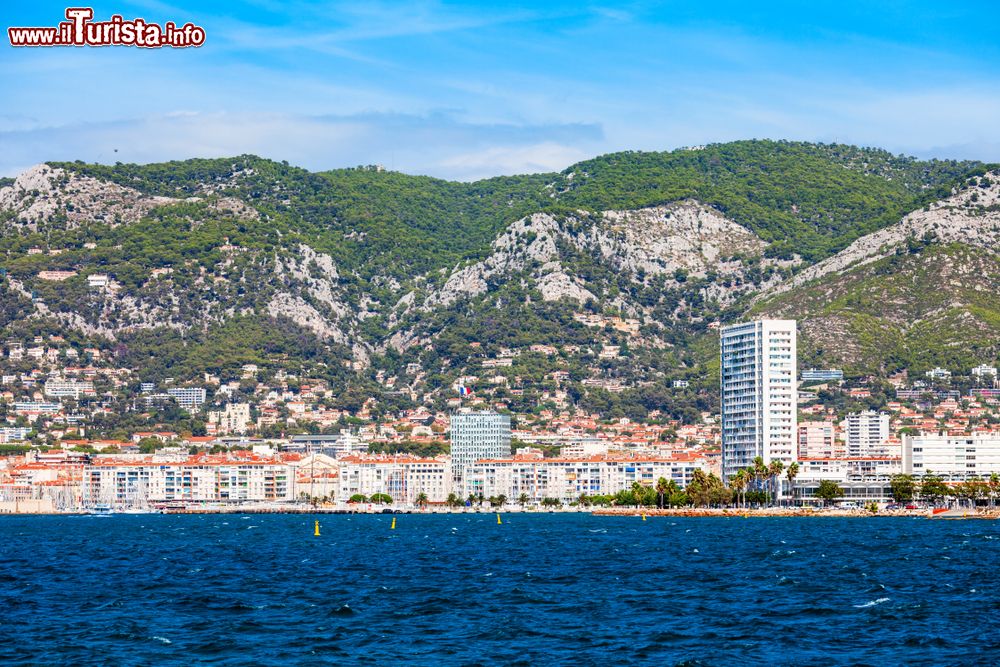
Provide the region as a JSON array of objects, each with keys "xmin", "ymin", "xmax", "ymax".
[
  {"xmin": 3, "ymin": 0, "xmax": 1000, "ymax": 177},
  {"xmin": 0, "ymin": 110, "xmax": 603, "ymax": 180}
]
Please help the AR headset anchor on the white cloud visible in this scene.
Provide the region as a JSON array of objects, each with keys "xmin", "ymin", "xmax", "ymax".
[{"xmin": 437, "ymin": 142, "xmax": 589, "ymax": 178}]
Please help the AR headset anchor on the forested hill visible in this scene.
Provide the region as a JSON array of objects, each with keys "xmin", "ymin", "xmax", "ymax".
[
  {"xmin": 0, "ymin": 140, "xmax": 993, "ymax": 422},
  {"xmin": 49, "ymin": 140, "xmax": 985, "ymax": 275}
]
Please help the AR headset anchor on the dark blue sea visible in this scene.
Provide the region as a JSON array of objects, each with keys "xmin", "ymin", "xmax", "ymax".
[{"xmin": 1, "ymin": 514, "xmax": 998, "ymax": 666}]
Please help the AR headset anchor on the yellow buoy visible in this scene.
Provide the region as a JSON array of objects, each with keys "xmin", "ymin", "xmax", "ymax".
[
  {"xmin": 641, "ymin": 513, "xmax": 646, "ymax": 521},
  {"xmin": 390, "ymin": 516, "xmax": 396, "ymax": 530},
  {"xmin": 314, "ymin": 520, "xmax": 321, "ymax": 536},
  {"xmin": 497, "ymin": 513, "xmax": 502, "ymax": 525}
]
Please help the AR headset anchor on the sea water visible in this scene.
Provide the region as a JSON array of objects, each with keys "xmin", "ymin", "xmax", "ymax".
[{"xmin": 1, "ymin": 514, "xmax": 998, "ymax": 665}]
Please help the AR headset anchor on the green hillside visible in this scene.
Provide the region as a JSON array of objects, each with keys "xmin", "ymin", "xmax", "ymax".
[
  {"xmin": 756, "ymin": 243, "xmax": 1000, "ymax": 374},
  {"xmin": 51, "ymin": 140, "xmax": 985, "ymax": 278},
  {"xmin": 549, "ymin": 140, "xmax": 984, "ymax": 261}
]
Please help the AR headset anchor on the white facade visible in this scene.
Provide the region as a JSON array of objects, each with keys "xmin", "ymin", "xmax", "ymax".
[
  {"xmin": 465, "ymin": 455, "xmax": 710, "ymax": 503},
  {"xmin": 795, "ymin": 457, "xmax": 902, "ymax": 482},
  {"xmin": 44, "ymin": 378, "xmax": 95, "ymax": 400},
  {"xmin": 82, "ymin": 458, "xmax": 295, "ymax": 505},
  {"xmin": 167, "ymin": 387, "xmax": 207, "ymax": 410},
  {"xmin": 336, "ymin": 456, "xmax": 452, "ymax": 504},
  {"xmin": 720, "ymin": 319, "xmax": 797, "ymax": 481},
  {"xmin": 844, "ymin": 411, "xmax": 890, "ymax": 457},
  {"xmin": 450, "ymin": 411, "xmax": 511, "ymax": 489},
  {"xmin": 903, "ymin": 434, "xmax": 1000, "ymax": 481},
  {"xmin": 208, "ymin": 403, "xmax": 252, "ymax": 435}
]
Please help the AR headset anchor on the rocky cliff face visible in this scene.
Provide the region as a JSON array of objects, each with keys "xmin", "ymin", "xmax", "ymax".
[
  {"xmin": 754, "ymin": 172, "xmax": 1000, "ymax": 370},
  {"xmin": 757, "ymin": 171, "xmax": 1000, "ymax": 302},
  {"xmin": 3, "ymin": 159, "xmax": 997, "ymax": 381},
  {"xmin": 0, "ymin": 163, "xmax": 257, "ymax": 231},
  {"xmin": 420, "ymin": 201, "xmax": 779, "ymax": 310}
]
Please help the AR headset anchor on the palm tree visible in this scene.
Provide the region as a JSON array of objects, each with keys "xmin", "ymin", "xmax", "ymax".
[
  {"xmin": 751, "ymin": 457, "xmax": 767, "ymax": 503},
  {"xmin": 768, "ymin": 460, "xmax": 784, "ymax": 505},
  {"xmin": 655, "ymin": 477, "xmax": 669, "ymax": 509},
  {"xmin": 990, "ymin": 473, "xmax": 1000, "ymax": 508},
  {"xmin": 415, "ymin": 492, "xmax": 428, "ymax": 510},
  {"xmin": 467, "ymin": 493, "xmax": 476, "ymax": 507},
  {"xmin": 731, "ymin": 470, "xmax": 747, "ymax": 509},
  {"xmin": 518, "ymin": 492, "xmax": 530, "ymax": 508},
  {"xmin": 446, "ymin": 492, "xmax": 460, "ymax": 509},
  {"xmin": 496, "ymin": 494, "xmax": 507, "ymax": 508},
  {"xmin": 786, "ymin": 463, "xmax": 799, "ymax": 507}
]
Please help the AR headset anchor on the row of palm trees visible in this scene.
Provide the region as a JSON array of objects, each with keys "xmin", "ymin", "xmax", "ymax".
[
  {"xmin": 353, "ymin": 457, "xmax": 803, "ymax": 510},
  {"xmin": 728, "ymin": 457, "xmax": 799, "ymax": 507}
]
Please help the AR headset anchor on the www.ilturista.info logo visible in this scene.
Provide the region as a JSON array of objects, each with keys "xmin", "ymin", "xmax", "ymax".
[{"xmin": 8, "ymin": 7, "xmax": 205, "ymax": 48}]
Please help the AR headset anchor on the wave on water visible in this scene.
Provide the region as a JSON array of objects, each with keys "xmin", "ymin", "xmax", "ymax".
[{"xmin": 854, "ymin": 597, "xmax": 891, "ymax": 608}]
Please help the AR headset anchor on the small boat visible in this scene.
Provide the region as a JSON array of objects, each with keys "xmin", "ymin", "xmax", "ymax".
[{"xmin": 88, "ymin": 504, "xmax": 114, "ymax": 516}]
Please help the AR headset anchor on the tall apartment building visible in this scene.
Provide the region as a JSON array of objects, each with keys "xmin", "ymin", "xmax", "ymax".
[
  {"xmin": 720, "ymin": 319, "xmax": 797, "ymax": 482},
  {"xmin": 844, "ymin": 411, "xmax": 890, "ymax": 457},
  {"xmin": 450, "ymin": 411, "xmax": 511, "ymax": 491},
  {"xmin": 797, "ymin": 421, "xmax": 838, "ymax": 459}
]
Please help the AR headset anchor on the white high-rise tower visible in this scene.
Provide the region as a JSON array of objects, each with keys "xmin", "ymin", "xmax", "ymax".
[{"xmin": 720, "ymin": 319, "xmax": 797, "ymax": 482}]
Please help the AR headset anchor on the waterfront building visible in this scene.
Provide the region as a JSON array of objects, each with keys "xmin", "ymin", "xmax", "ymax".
[
  {"xmin": 336, "ymin": 455, "xmax": 452, "ymax": 504},
  {"xmin": 450, "ymin": 411, "xmax": 511, "ymax": 490},
  {"xmin": 902, "ymin": 433, "xmax": 1000, "ymax": 481},
  {"xmin": 719, "ymin": 319, "xmax": 797, "ymax": 482},
  {"xmin": 82, "ymin": 455, "xmax": 294, "ymax": 505},
  {"xmin": 464, "ymin": 453, "xmax": 710, "ymax": 504},
  {"xmin": 844, "ymin": 411, "xmax": 891, "ymax": 457}
]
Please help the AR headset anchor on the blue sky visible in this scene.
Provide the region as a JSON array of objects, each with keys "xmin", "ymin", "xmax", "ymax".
[{"xmin": 3, "ymin": 1, "xmax": 1000, "ymax": 180}]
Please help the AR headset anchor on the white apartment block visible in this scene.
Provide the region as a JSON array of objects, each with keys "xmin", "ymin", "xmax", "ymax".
[
  {"xmin": 43, "ymin": 378, "xmax": 95, "ymax": 400},
  {"xmin": 464, "ymin": 455, "xmax": 710, "ymax": 504},
  {"xmin": 844, "ymin": 411, "xmax": 890, "ymax": 457},
  {"xmin": 903, "ymin": 434, "xmax": 1000, "ymax": 481},
  {"xmin": 0, "ymin": 427, "xmax": 32, "ymax": 443},
  {"xmin": 795, "ymin": 457, "xmax": 902, "ymax": 482},
  {"xmin": 720, "ymin": 319, "xmax": 797, "ymax": 481},
  {"xmin": 82, "ymin": 458, "xmax": 294, "ymax": 505},
  {"xmin": 336, "ymin": 456, "xmax": 452, "ymax": 504},
  {"xmin": 167, "ymin": 387, "xmax": 207, "ymax": 410},
  {"xmin": 797, "ymin": 421, "xmax": 838, "ymax": 459},
  {"xmin": 450, "ymin": 411, "xmax": 511, "ymax": 489},
  {"xmin": 208, "ymin": 403, "xmax": 252, "ymax": 435}
]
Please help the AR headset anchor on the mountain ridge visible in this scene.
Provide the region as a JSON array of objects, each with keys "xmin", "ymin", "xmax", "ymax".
[{"xmin": 1, "ymin": 140, "xmax": 996, "ymax": 418}]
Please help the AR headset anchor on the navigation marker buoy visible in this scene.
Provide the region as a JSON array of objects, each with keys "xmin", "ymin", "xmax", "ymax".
[
  {"xmin": 390, "ymin": 516, "xmax": 396, "ymax": 530},
  {"xmin": 314, "ymin": 520, "xmax": 321, "ymax": 536},
  {"xmin": 497, "ymin": 513, "xmax": 502, "ymax": 525}
]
